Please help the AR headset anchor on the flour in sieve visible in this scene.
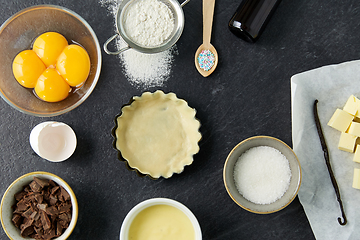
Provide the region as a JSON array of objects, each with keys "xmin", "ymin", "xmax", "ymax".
[
  {"xmin": 124, "ymin": 0, "xmax": 175, "ymax": 47},
  {"xmin": 99, "ymin": 0, "xmax": 176, "ymax": 89}
]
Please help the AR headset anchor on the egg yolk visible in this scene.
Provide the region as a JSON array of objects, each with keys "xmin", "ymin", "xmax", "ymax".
[
  {"xmin": 35, "ymin": 69, "xmax": 70, "ymax": 102},
  {"xmin": 12, "ymin": 50, "xmax": 46, "ymax": 88},
  {"xmin": 33, "ymin": 32, "xmax": 68, "ymax": 68},
  {"xmin": 12, "ymin": 32, "xmax": 90, "ymax": 103},
  {"xmin": 56, "ymin": 45, "xmax": 91, "ymax": 87}
]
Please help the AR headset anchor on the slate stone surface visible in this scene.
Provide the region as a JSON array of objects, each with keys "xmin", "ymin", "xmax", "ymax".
[{"xmin": 2, "ymin": 0, "xmax": 359, "ymax": 239}]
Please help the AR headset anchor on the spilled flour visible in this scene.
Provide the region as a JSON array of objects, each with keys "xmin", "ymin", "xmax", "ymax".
[{"xmin": 99, "ymin": 0, "xmax": 176, "ymax": 89}]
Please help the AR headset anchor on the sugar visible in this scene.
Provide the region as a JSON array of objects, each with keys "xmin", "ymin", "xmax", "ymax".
[{"xmin": 233, "ymin": 146, "xmax": 292, "ymax": 205}]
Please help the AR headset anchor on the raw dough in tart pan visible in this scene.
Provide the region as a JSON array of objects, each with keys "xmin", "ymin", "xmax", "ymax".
[{"xmin": 115, "ymin": 90, "xmax": 201, "ymax": 179}]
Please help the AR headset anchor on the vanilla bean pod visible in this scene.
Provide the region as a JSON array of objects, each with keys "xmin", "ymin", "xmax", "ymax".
[{"xmin": 313, "ymin": 99, "xmax": 347, "ymax": 226}]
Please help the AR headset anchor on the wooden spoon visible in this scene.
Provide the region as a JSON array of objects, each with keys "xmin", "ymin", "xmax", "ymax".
[{"xmin": 195, "ymin": 0, "xmax": 218, "ymax": 77}]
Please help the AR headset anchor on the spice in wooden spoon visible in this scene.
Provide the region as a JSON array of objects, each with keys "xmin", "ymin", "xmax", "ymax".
[{"xmin": 195, "ymin": 0, "xmax": 218, "ymax": 77}]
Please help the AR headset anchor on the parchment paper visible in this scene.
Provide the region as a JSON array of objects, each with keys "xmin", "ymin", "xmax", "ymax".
[{"xmin": 291, "ymin": 60, "xmax": 360, "ymax": 240}]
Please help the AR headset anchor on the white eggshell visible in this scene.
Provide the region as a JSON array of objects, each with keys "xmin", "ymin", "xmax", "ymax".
[{"xmin": 29, "ymin": 121, "xmax": 77, "ymax": 162}]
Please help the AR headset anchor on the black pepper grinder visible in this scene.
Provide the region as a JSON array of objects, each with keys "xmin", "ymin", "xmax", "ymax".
[{"xmin": 228, "ymin": 0, "xmax": 281, "ymax": 42}]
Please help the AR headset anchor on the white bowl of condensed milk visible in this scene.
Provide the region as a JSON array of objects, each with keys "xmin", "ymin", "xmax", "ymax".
[{"xmin": 119, "ymin": 198, "xmax": 202, "ymax": 240}]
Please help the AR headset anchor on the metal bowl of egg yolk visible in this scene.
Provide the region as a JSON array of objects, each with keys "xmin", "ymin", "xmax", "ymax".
[{"xmin": 0, "ymin": 5, "xmax": 101, "ymax": 117}]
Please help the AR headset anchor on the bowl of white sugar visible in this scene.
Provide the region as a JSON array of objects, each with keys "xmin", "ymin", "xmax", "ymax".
[{"xmin": 223, "ymin": 136, "xmax": 302, "ymax": 214}]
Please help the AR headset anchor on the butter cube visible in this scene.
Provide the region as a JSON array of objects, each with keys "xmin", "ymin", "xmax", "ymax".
[
  {"xmin": 353, "ymin": 168, "xmax": 360, "ymax": 189},
  {"xmin": 354, "ymin": 145, "xmax": 360, "ymax": 163},
  {"xmin": 327, "ymin": 109, "xmax": 354, "ymax": 132},
  {"xmin": 338, "ymin": 132, "xmax": 357, "ymax": 152},
  {"xmin": 348, "ymin": 122, "xmax": 360, "ymax": 137},
  {"xmin": 343, "ymin": 95, "xmax": 360, "ymax": 116}
]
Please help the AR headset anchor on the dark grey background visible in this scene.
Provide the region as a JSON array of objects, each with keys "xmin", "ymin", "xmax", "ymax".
[{"xmin": 2, "ymin": 0, "xmax": 359, "ymax": 239}]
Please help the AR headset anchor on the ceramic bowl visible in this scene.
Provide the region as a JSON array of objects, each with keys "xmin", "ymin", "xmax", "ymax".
[
  {"xmin": 0, "ymin": 171, "xmax": 78, "ymax": 240},
  {"xmin": 223, "ymin": 136, "xmax": 302, "ymax": 214},
  {"xmin": 119, "ymin": 198, "xmax": 202, "ymax": 240},
  {"xmin": 0, "ymin": 5, "xmax": 101, "ymax": 117}
]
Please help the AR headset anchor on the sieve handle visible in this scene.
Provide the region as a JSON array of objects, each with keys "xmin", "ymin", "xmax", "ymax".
[
  {"xmin": 180, "ymin": 0, "xmax": 190, "ymax": 7},
  {"xmin": 103, "ymin": 34, "xmax": 131, "ymax": 55}
]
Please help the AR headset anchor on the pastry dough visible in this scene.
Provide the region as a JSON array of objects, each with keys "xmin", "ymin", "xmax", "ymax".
[{"xmin": 115, "ymin": 91, "xmax": 201, "ymax": 178}]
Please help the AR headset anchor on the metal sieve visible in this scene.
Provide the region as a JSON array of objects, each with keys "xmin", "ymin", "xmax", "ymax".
[{"xmin": 104, "ymin": 0, "xmax": 190, "ymax": 55}]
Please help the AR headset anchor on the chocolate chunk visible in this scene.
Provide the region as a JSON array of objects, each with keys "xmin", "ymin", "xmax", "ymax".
[
  {"xmin": 22, "ymin": 216, "xmax": 33, "ymax": 226},
  {"xmin": 14, "ymin": 191, "xmax": 27, "ymax": 201},
  {"xmin": 43, "ymin": 227, "xmax": 56, "ymax": 240},
  {"xmin": 49, "ymin": 180, "xmax": 56, "ymax": 187},
  {"xmin": 43, "ymin": 187, "xmax": 51, "ymax": 199},
  {"xmin": 30, "ymin": 211, "xmax": 38, "ymax": 221},
  {"xmin": 33, "ymin": 193, "xmax": 44, "ymax": 204},
  {"xmin": 56, "ymin": 221, "xmax": 63, "ymax": 237},
  {"xmin": 23, "ymin": 186, "xmax": 31, "ymax": 193},
  {"xmin": 33, "ymin": 177, "xmax": 50, "ymax": 188},
  {"xmin": 50, "ymin": 186, "xmax": 60, "ymax": 195},
  {"xmin": 49, "ymin": 195, "xmax": 58, "ymax": 206},
  {"xmin": 16, "ymin": 199, "xmax": 29, "ymax": 212},
  {"xmin": 60, "ymin": 186, "xmax": 71, "ymax": 201},
  {"xmin": 20, "ymin": 222, "xmax": 34, "ymax": 237},
  {"xmin": 12, "ymin": 177, "xmax": 72, "ymax": 239},
  {"xmin": 21, "ymin": 207, "xmax": 34, "ymax": 219},
  {"xmin": 46, "ymin": 206, "xmax": 59, "ymax": 216},
  {"xmin": 28, "ymin": 193, "xmax": 36, "ymax": 202},
  {"xmin": 58, "ymin": 202, "xmax": 72, "ymax": 214},
  {"xmin": 40, "ymin": 210, "xmax": 52, "ymax": 230},
  {"xmin": 58, "ymin": 194, "xmax": 65, "ymax": 203},
  {"xmin": 20, "ymin": 225, "xmax": 34, "ymax": 237},
  {"xmin": 59, "ymin": 220, "xmax": 69, "ymax": 229},
  {"xmin": 58, "ymin": 213, "xmax": 70, "ymax": 223},
  {"xmin": 37, "ymin": 203, "xmax": 47, "ymax": 211},
  {"xmin": 29, "ymin": 180, "xmax": 42, "ymax": 192},
  {"xmin": 34, "ymin": 226, "xmax": 44, "ymax": 235},
  {"xmin": 11, "ymin": 213, "xmax": 22, "ymax": 228},
  {"xmin": 34, "ymin": 218, "xmax": 42, "ymax": 228}
]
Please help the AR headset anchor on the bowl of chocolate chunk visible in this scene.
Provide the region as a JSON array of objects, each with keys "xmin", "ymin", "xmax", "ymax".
[{"xmin": 0, "ymin": 171, "xmax": 78, "ymax": 240}]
